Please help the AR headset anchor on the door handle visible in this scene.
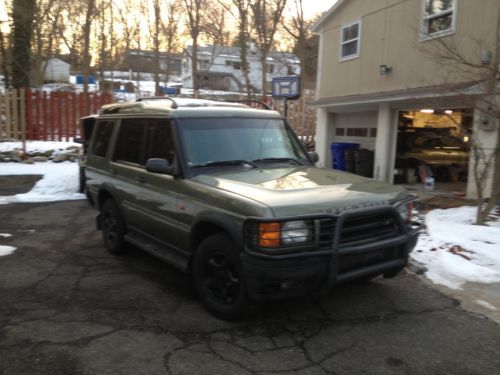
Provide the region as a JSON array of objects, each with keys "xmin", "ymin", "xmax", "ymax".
[{"xmin": 136, "ymin": 176, "xmax": 146, "ymax": 183}]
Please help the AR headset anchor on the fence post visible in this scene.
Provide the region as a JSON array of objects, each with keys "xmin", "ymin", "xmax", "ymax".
[
  {"xmin": 27, "ymin": 88, "xmax": 33, "ymax": 139},
  {"xmin": 20, "ymin": 88, "xmax": 27, "ymax": 157},
  {"xmin": 12, "ymin": 89, "xmax": 19, "ymax": 139}
]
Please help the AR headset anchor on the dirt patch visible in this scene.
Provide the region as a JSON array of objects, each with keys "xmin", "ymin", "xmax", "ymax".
[{"xmin": 0, "ymin": 175, "xmax": 43, "ymax": 195}]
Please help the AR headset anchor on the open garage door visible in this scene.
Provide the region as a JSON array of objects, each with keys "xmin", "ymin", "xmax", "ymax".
[{"xmin": 395, "ymin": 109, "xmax": 472, "ymax": 185}]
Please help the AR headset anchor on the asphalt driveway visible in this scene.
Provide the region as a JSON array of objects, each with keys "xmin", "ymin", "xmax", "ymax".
[{"xmin": 1, "ymin": 200, "xmax": 499, "ymax": 374}]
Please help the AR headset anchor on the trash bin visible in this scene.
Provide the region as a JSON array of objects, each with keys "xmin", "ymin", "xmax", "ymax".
[
  {"xmin": 354, "ymin": 149, "xmax": 374, "ymax": 177},
  {"xmin": 331, "ymin": 143, "xmax": 359, "ymax": 170},
  {"xmin": 345, "ymin": 149, "xmax": 357, "ymax": 173}
]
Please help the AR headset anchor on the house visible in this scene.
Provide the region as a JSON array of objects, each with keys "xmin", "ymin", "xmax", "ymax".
[
  {"xmin": 43, "ymin": 58, "xmax": 70, "ymax": 82},
  {"xmin": 312, "ymin": 0, "xmax": 500, "ymax": 198},
  {"xmin": 124, "ymin": 49, "xmax": 183, "ymax": 77},
  {"xmin": 181, "ymin": 45, "xmax": 300, "ymax": 93}
]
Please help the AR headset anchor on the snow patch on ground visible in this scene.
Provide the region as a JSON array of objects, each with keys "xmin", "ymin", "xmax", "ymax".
[
  {"xmin": 475, "ymin": 299, "xmax": 498, "ymax": 311},
  {"xmin": 0, "ymin": 140, "xmax": 81, "ymax": 153},
  {"xmin": 0, "ymin": 162, "xmax": 84, "ymax": 204},
  {"xmin": 0, "ymin": 245, "xmax": 16, "ymax": 257},
  {"xmin": 411, "ymin": 206, "xmax": 500, "ymax": 290}
]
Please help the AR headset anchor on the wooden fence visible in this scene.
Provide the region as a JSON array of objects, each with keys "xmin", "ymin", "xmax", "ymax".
[
  {"xmin": 1, "ymin": 89, "xmax": 114, "ymax": 142},
  {"xmin": 1, "ymin": 89, "xmax": 316, "ymax": 146}
]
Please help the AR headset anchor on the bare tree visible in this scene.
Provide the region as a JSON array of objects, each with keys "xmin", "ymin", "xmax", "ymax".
[
  {"xmin": 418, "ymin": 20, "xmax": 500, "ymax": 225},
  {"xmin": 12, "ymin": 0, "xmax": 37, "ymax": 88},
  {"xmin": 229, "ymin": 0, "xmax": 253, "ymax": 97},
  {"xmin": 202, "ymin": 1, "xmax": 231, "ymax": 46},
  {"xmin": 162, "ymin": 0, "xmax": 181, "ymax": 87},
  {"xmin": 0, "ymin": 21, "xmax": 11, "ymax": 88},
  {"xmin": 250, "ymin": 0, "xmax": 288, "ymax": 97},
  {"xmin": 152, "ymin": 0, "xmax": 162, "ymax": 95},
  {"xmin": 183, "ymin": 0, "xmax": 206, "ymax": 98},
  {"xmin": 283, "ymin": 0, "xmax": 318, "ymax": 90},
  {"xmin": 81, "ymin": 0, "xmax": 96, "ymax": 92}
]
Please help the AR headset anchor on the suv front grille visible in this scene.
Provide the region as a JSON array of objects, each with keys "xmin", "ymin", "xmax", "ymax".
[{"xmin": 339, "ymin": 212, "xmax": 399, "ymax": 247}]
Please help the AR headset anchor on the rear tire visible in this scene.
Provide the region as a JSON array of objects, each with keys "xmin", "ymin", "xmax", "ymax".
[
  {"xmin": 193, "ymin": 233, "xmax": 248, "ymax": 320},
  {"xmin": 101, "ymin": 200, "xmax": 127, "ymax": 255}
]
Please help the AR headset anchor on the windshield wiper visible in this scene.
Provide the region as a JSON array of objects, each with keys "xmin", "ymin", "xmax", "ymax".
[
  {"xmin": 190, "ymin": 160, "xmax": 258, "ymax": 169},
  {"xmin": 252, "ymin": 157, "xmax": 303, "ymax": 165}
]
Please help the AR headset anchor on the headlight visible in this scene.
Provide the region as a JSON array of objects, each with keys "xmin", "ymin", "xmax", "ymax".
[
  {"xmin": 282, "ymin": 220, "xmax": 311, "ymax": 245},
  {"xmin": 396, "ymin": 201, "xmax": 413, "ymax": 223},
  {"xmin": 257, "ymin": 220, "xmax": 312, "ymax": 247}
]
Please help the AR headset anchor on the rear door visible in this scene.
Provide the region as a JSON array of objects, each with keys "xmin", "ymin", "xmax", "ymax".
[{"xmin": 112, "ymin": 118, "xmax": 184, "ymax": 250}]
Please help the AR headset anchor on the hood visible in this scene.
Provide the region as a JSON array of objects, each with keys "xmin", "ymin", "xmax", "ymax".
[{"xmin": 192, "ymin": 167, "xmax": 409, "ymax": 217}]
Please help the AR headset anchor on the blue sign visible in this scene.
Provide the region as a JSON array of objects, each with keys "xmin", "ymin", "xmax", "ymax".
[
  {"xmin": 76, "ymin": 74, "xmax": 96, "ymax": 85},
  {"xmin": 271, "ymin": 76, "xmax": 301, "ymax": 100}
]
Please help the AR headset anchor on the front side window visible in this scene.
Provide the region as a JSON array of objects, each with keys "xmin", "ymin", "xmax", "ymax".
[
  {"xmin": 340, "ymin": 21, "xmax": 360, "ymax": 60},
  {"xmin": 422, "ymin": 0, "xmax": 455, "ymax": 38}
]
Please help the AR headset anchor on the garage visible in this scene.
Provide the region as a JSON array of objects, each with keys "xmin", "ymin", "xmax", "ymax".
[
  {"xmin": 330, "ymin": 112, "xmax": 377, "ymax": 178},
  {"xmin": 394, "ymin": 109, "xmax": 472, "ymax": 186}
]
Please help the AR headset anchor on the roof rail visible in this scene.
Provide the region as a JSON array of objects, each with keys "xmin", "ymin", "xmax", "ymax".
[
  {"xmin": 136, "ymin": 96, "xmax": 178, "ymax": 109},
  {"xmin": 223, "ymin": 99, "xmax": 272, "ymax": 110}
]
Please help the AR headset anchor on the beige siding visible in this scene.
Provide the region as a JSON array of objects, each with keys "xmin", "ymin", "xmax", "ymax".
[{"xmin": 317, "ymin": 0, "xmax": 500, "ymax": 99}]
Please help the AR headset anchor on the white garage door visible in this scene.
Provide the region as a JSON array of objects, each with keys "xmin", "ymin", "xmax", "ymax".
[{"xmin": 332, "ymin": 111, "xmax": 378, "ymax": 150}]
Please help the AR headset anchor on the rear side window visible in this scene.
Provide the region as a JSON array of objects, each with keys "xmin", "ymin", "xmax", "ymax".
[
  {"xmin": 114, "ymin": 119, "xmax": 148, "ymax": 165},
  {"xmin": 91, "ymin": 121, "xmax": 114, "ymax": 157}
]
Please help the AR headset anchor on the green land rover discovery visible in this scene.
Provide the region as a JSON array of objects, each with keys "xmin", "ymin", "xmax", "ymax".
[{"xmin": 84, "ymin": 97, "xmax": 420, "ymax": 320}]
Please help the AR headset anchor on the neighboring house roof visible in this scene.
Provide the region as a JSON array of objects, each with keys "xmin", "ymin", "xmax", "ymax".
[
  {"xmin": 45, "ymin": 57, "xmax": 70, "ymax": 66},
  {"xmin": 312, "ymin": 0, "xmax": 348, "ymax": 32},
  {"xmin": 185, "ymin": 45, "xmax": 300, "ymax": 63},
  {"xmin": 127, "ymin": 49, "xmax": 184, "ymax": 59}
]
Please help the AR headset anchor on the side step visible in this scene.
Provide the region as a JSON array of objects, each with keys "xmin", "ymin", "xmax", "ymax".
[{"xmin": 125, "ymin": 232, "xmax": 189, "ymax": 273}]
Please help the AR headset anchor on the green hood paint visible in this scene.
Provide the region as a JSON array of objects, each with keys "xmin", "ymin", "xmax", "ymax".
[{"xmin": 192, "ymin": 167, "xmax": 409, "ymax": 217}]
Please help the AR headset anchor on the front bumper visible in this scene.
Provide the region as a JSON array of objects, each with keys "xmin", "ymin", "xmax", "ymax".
[{"xmin": 241, "ymin": 208, "xmax": 420, "ymax": 301}]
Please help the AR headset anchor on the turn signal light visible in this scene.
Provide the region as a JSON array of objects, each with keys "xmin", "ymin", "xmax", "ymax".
[{"xmin": 259, "ymin": 222, "xmax": 281, "ymax": 248}]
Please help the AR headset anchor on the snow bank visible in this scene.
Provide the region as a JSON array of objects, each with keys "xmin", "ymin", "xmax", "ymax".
[{"xmin": 411, "ymin": 206, "xmax": 500, "ymax": 289}]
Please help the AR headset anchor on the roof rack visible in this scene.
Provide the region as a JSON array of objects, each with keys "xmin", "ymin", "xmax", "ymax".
[
  {"xmin": 221, "ymin": 99, "xmax": 272, "ymax": 110},
  {"xmin": 136, "ymin": 96, "xmax": 178, "ymax": 109}
]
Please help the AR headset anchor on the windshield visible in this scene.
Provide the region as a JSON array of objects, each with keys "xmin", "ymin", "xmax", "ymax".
[{"xmin": 177, "ymin": 118, "xmax": 309, "ymax": 170}]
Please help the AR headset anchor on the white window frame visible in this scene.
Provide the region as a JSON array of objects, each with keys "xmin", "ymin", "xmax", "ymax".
[
  {"xmin": 421, "ymin": 0, "xmax": 457, "ymax": 40},
  {"xmin": 339, "ymin": 21, "xmax": 361, "ymax": 61}
]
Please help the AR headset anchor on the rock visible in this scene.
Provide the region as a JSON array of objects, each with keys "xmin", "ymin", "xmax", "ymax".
[
  {"xmin": 52, "ymin": 153, "xmax": 68, "ymax": 163},
  {"xmin": 22, "ymin": 158, "xmax": 34, "ymax": 164},
  {"xmin": 32, "ymin": 156, "xmax": 49, "ymax": 162}
]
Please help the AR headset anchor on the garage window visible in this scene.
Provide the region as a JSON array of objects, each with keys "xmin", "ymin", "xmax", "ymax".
[
  {"xmin": 340, "ymin": 21, "xmax": 361, "ymax": 60},
  {"xmin": 422, "ymin": 0, "xmax": 456, "ymax": 38}
]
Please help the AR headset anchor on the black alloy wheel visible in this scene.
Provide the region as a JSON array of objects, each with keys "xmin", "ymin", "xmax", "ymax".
[
  {"xmin": 101, "ymin": 200, "xmax": 127, "ymax": 255},
  {"xmin": 193, "ymin": 233, "xmax": 248, "ymax": 320}
]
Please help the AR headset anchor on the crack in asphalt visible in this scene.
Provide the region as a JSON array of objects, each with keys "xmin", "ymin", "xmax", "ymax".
[{"xmin": 2, "ymin": 201, "xmax": 500, "ymax": 375}]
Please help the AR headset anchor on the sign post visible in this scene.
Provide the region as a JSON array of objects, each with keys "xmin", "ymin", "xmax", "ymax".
[{"xmin": 271, "ymin": 76, "xmax": 301, "ymax": 118}]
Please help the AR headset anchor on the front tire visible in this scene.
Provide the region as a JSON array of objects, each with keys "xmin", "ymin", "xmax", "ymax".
[
  {"xmin": 193, "ymin": 233, "xmax": 248, "ymax": 320},
  {"xmin": 101, "ymin": 199, "xmax": 127, "ymax": 255}
]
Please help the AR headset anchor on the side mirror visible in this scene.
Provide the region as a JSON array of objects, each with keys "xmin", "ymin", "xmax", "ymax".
[
  {"xmin": 146, "ymin": 158, "xmax": 174, "ymax": 175},
  {"xmin": 307, "ymin": 151, "xmax": 319, "ymax": 164}
]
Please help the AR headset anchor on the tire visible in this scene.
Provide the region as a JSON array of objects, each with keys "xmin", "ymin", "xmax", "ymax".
[
  {"xmin": 78, "ymin": 167, "xmax": 86, "ymax": 193},
  {"xmin": 193, "ymin": 233, "xmax": 248, "ymax": 320},
  {"xmin": 101, "ymin": 200, "xmax": 127, "ymax": 255}
]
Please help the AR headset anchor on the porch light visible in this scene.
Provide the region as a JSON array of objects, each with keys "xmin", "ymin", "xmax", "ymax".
[
  {"xmin": 379, "ymin": 64, "xmax": 393, "ymax": 75},
  {"xmin": 420, "ymin": 109, "xmax": 434, "ymax": 114}
]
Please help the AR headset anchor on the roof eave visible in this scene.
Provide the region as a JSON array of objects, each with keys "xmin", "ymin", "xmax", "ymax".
[{"xmin": 312, "ymin": 0, "xmax": 347, "ymax": 33}]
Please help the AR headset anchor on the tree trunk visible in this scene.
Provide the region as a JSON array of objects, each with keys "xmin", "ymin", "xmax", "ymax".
[
  {"xmin": 82, "ymin": 0, "xmax": 96, "ymax": 93},
  {"xmin": 12, "ymin": 0, "xmax": 36, "ymax": 88},
  {"xmin": 0, "ymin": 27, "xmax": 11, "ymax": 88}
]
